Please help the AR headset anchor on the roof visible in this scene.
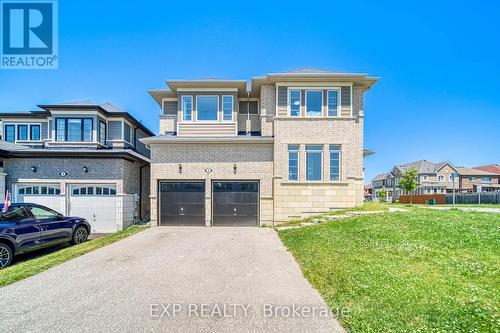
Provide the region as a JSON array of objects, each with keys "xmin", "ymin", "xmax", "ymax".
[
  {"xmin": 474, "ymin": 164, "xmax": 500, "ymax": 175},
  {"xmin": 165, "ymin": 79, "xmax": 248, "ymax": 94},
  {"xmin": 372, "ymin": 173, "xmax": 391, "ymax": 181},
  {"xmin": 456, "ymin": 167, "xmax": 497, "ymax": 176},
  {"xmin": 393, "ymin": 160, "xmax": 457, "ymax": 174}
]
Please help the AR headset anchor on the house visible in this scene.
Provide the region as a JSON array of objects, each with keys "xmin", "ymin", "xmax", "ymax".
[
  {"xmin": 142, "ymin": 69, "xmax": 378, "ymax": 226},
  {"xmin": 456, "ymin": 167, "xmax": 500, "ymax": 192},
  {"xmin": 474, "ymin": 164, "xmax": 500, "ymax": 175},
  {"xmin": 0, "ymin": 101, "xmax": 153, "ymax": 233},
  {"xmin": 364, "ymin": 183, "xmax": 373, "ymax": 201},
  {"xmin": 371, "ymin": 172, "xmax": 395, "ymax": 201}
]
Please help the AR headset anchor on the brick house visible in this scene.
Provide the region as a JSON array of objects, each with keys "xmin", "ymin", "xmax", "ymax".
[
  {"xmin": 456, "ymin": 167, "xmax": 500, "ymax": 192},
  {"xmin": 0, "ymin": 101, "xmax": 153, "ymax": 232},
  {"xmin": 142, "ymin": 69, "xmax": 378, "ymax": 226}
]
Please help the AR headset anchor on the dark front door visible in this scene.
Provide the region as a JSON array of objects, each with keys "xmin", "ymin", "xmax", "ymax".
[
  {"xmin": 159, "ymin": 182, "xmax": 205, "ymax": 226},
  {"xmin": 212, "ymin": 181, "xmax": 259, "ymax": 227}
]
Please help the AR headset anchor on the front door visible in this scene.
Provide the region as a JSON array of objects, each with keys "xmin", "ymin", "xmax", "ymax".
[
  {"xmin": 212, "ymin": 181, "xmax": 259, "ymax": 227},
  {"xmin": 159, "ymin": 181, "xmax": 205, "ymax": 226}
]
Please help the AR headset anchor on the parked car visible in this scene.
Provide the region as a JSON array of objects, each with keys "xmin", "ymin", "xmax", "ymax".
[{"xmin": 0, "ymin": 203, "xmax": 91, "ymax": 269}]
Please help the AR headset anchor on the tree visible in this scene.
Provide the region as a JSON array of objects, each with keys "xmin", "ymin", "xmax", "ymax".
[
  {"xmin": 377, "ymin": 188, "xmax": 387, "ymax": 201},
  {"xmin": 399, "ymin": 167, "xmax": 418, "ymax": 204}
]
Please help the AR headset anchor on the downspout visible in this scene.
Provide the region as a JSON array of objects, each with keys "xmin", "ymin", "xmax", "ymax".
[{"xmin": 246, "ymin": 91, "xmax": 250, "ymax": 135}]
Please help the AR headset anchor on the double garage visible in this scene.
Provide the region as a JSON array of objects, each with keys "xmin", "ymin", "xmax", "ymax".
[{"xmin": 159, "ymin": 181, "xmax": 259, "ymax": 227}]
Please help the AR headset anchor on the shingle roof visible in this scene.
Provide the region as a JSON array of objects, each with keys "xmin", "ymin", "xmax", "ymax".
[
  {"xmin": 372, "ymin": 173, "xmax": 390, "ymax": 181},
  {"xmin": 474, "ymin": 164, "xmax": 500, "ymax": 175},
  {"xmin": 456, "ymin": 167, "xmax": 497, "ymax": 176},
  {"xmin": 394, "ymin": 160, "xmax": 456, "ymax": 173}
]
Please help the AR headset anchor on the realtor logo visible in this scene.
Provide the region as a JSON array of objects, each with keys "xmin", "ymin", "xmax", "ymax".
[{"xmin": 1, "ymin": 0, "xmax": 58, "ymax": 69}]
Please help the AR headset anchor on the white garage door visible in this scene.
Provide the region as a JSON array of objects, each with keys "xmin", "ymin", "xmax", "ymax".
[
  {"xmin": 69, "ymin": 185, "xmax": 118, "ymax": 233},
  {"xmin": 17, "ymin": 184, "xmax": 63, "ymax": 213}
]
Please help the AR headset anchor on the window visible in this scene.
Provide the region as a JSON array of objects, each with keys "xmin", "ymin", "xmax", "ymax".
[
  {"xmin": 17, "ymin": 125, "xmax": 28, "ymax": 140},
  {"xmin": 327, "ymin": 90, "xmax": 339, "ymax": 117},
  {"xmin": 72, "ymin": 185, "xmax": 116, "ymax": 196},
  {"xmin": 0, "ymin": 206, "xmax": 30, "ymax": 222},
  {"xmin": 56, "ymin": 118, "xmax": 93, "ymax": 142},
  {"xmin": 482, "ymin": 176, "xmax": 491, "ymax": 183},
  {"xmin": 197, "ymin": 96, "xmax": 218, "ymax": 121},
  {"xmin": 30, "ymin": 125, "xmax": 40, "ymax": 140},
  {"xmin": 238, "ymin": 101, "xmax": 258, "ymax": 114},
  {"xmin": 4, "ymin": 125, "xmax": 15, "ymax": 142},
  {"xmin": 99, "ymin": 121, "xmax": 106, "ymax": 145},
  {"xmin": 423, "ymin": 175, "xmax": 428, "ymax": 181},
  {"xmin": 28, "ymin": 206, "xmax": 59, "ymax": 220},
  {"xmin": 288, "ymin": 145, "xmax": 299, "ymax": 181},
  {"xmin": 306, "ymin": 145, "xmax": 323, "ymax": 181},
  {"xmin": 437, "ymin": 175, "xmax": 444, "ymax": 182},
  {"xmin": 222, "ymin": 95, "xmax": 233, "ymax": 121},
  {"xmin": 124, "ymin": 122, "xmax": 131, "ymax": 143},
  {"xmin": 471, "ymin": 176, "xmax": 476, "ymax": 182},
  {"xmin": 306, "ymin": 90, "xmax": 323, "ymax": 117},
  {"xmin": 449, "ymin": 174, "xmax": 453, "ymax": 182},
  {"xmin": 17, "ymin": 185, "xmax": 60, "ymax": 197},
  {"xmin": 182, "ymin": 96, "xmax": 193, "ymax": 121},
  {"xmin": 289, "ymin": 90, "xmax": 301, "ymax": 117},
  {"xmin": 329, "ymin": 145, "xmax": 341, "ymax": 181}
]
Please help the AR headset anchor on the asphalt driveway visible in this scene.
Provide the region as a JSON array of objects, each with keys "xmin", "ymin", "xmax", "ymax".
[{"xmin": 0, "ymin": 227, "xmax": 344, "ymax": 333}]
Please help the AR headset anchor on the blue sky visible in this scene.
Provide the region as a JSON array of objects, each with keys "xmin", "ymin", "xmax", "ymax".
[{"xmin": 1, "ymin": 0, "xmax": 499, "ymax": 182}]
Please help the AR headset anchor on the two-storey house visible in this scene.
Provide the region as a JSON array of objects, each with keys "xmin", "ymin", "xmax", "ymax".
[
  {"xmin": 0, "ymin": 101, "xmax": 153, "ymax": 232},
  {"xmin": 142, "ymin": 69, "xmax": 378, "ymax": 226},
  {"xmin": 456, "ymin": 167, "xmax": 500, "ymax": 192},
  {"xmin": 371, "ymin": 173, "xmax": 395, "ymax": 201}
]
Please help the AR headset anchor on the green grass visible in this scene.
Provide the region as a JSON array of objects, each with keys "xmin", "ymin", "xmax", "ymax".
[
  {"xmin": 279, "ymin": 208, "xmax": 500, "ymax": 332},
  {"xmin": 0, "ymin": 224, "xmax": 149, "ymax": 288}
]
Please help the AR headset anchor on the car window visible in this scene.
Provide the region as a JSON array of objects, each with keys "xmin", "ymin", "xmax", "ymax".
[
  {"xmin": 28, "ymin": 207, "xmax": 59, "ymax": 220},
  {"xmin": 0, "ymin": 206, "xmax": 31, "ymax": 222}
]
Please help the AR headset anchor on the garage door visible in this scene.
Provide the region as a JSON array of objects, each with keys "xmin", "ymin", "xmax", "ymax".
[
  {"xmin": 17, "ymin": 184, "xmax": 62, "ymax": 213},
  {"xmin": 159, "ymin": 182, "xmax": 205, "ymax": 226},
  {"xmin": 212, "ymin": 181, "xmax": 259, "ymax": 227},
  {"xmin": 69, "ymin": 185, "xmax": 118, "ymax": 233}
]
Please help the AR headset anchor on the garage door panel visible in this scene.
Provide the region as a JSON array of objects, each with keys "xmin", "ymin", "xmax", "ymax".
[
  {"xmin": 212, "ymin": 181, "xmax": 259, "ymax": 227},
  {"xmin": 159, "ymin": 181, "xmax": 205, "ymax": 226}
]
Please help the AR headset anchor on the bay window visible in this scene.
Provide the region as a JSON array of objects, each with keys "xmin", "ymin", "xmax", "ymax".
[
  {"xmin": 288, "ymin": 145, "xmax": 299, "ymax": 181},
  {"xmin": 306, "ymin": 90, "xmax": 322, "ymax": 117},
  {"xmin": 197, "ymin": 96, "xmax": 218, "ymax": 121},
  {"xmin": 306, "ymin": 145, "xmax": 323, "ymax": 181},
  {"xmin": 329, "ymin": 145, "xmax": 341, "ymax": 181},
  {"xmin": 56, "ymin": 118, "xmax": 93, "ymax": 142},
  {"xmin": 99, "ymin": 121, "xmax": 106, "ymax": 145}
]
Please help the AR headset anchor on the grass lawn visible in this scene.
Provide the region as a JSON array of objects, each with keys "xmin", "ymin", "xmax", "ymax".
[
  {"xmin": 279, "ymin": 208, "xmax": 500, "ymax": 332},
  {"xmin": 0, "ymin": 224, "xmax": 149, "ymax": 288}
]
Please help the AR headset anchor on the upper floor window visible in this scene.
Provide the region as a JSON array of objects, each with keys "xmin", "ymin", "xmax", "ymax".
[
  {"xmin": 99, "ymin": 121, "xmax": 106, "ymax": 145},
  {"xmin": 124, "ymin": 122, "xmax": 131, "ymax": 143},
  {"xmin": 471, "ymin": 176, "xmax": 476, "ymax": 182},
  {"xmin": 289, "ymin": 90, "xmax": 301, "ymax": 117},
  {"xmin": 288, "ymin": 145, "xmax": 299, "ymax": 181},
  {"xmin": 306, "ymin": 90, "xmax": 322, "ymax": 117},
  {"xmin": 17, "ymin": 125, "xmax": 28, "ymax": 140},
  {"xmin": 222, "ymin": 95, "xmax": 233, "ymax": 121},
  {"xmin": 329, "ymin": 144, "xmax": 341, "ymax": 181},
  {"xmin": 481, "ymin": 176, "xmax": 491, "ymax": 183},
  {"xmin": 4, "ymin": 125, "xmax": 15, "ymax": 142},
  {"xmin": 30, "ymin": 125, "xmax": 40, "ymax": 141},
  {"xmin": 56, "ymin": 118, "xmax": 93, "ymax": 142},
  {"xmin": 422, "ymin": 175, "xmax": 428, "ymax": 181},
  {"xmin": 437, "ymin": 175, "xmax": 444, "ymax": 182},
  {"xmin": 327, "ymin": 90, "xmax": 339, "ymax": 117},
  {"xmin": 306, "ymin": 145, "xmax": 323, "ymax": 181},
  {"xmin": 182, "ymin": 96, "xmax": 193, "ymax": 121},
  {"xmin": 449, "ymin": 174, "xmax": 453, "ymax": 182},
  {"xmin": 197, "ymin": 96, "xmax": 218, "ymax": 121}
]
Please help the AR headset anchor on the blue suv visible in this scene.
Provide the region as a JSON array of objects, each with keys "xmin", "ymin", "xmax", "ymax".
[{"xmin": 0, "ymin": 203, "xmax": 91, "ymax": 268}]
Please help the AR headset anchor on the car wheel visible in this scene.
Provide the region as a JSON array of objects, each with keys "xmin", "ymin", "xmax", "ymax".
[
  {"xmin": 71, "ymin": 226, "xmax": 88, "ymax": 245},
  {"xmin": 0, "ymin": 243, "xmax": 13, "ymax": 269}
]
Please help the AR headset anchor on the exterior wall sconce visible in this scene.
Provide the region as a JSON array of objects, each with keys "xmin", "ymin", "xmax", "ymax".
[
  {"xmin": 31, "ymin": 166, "xmax": 37, "ymax": 173},
  {"xmin": 233, "ymin": 163, "xmax": 237, "ymax": 174},
  {"xmin": 178, "ymin": 164, "xmax": 182, "ymax": 173},
  {"xmin": 83, "ymin": 166, "xmax": 89, "ymax": 173}
]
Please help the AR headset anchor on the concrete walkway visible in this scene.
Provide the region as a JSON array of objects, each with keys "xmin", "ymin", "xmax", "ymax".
[{"xmin": 0, "ymin": 227, "xmax": 344, "ymax": 333}]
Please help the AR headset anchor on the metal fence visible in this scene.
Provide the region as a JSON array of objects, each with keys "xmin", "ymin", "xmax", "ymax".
[{"xmin": 445, "ymin": 191, "xmax": 500, "ymax": 204}]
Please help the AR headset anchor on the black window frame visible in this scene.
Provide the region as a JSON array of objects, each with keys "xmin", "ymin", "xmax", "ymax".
[
  {"xmin": 4, "ymin": 124, "xmax": 15, "ymax": 142},
  {"xmin": 55, "ymin": 118, "xmax": 94, "ymax": 142},
  {"xmin": 17, "ymin": 124, "xmax": 28, "ymax": 140},
  {"xmin": 30, "ymin": 124, "xmax": 41, "ymax": 141}
]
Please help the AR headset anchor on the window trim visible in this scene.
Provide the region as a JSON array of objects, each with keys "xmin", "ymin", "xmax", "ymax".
[
  {"xmin": 437, "ymin": 175, "xmax": 445, "ymax": 182},
  {"xmin": 195, "ymin": 95, "xmax": 219, "ymax": 122},
  {"xmin": 222, "ymin": 95, "xmax": 234, "ymax": 121},
  {"xmin": 305, "ymin": 145, "xmax": 323, "ymax": 181},
  {"xmin": 329, "ymin": 144, "xmax": 341, "ymax": 181},
  {"xmin": 305, "ymin": 90, "xmax": 323, "ymax": 117},
  {"xmin": 30, "ymin": 124, "xmax": 41, "ymax": 141},
  {"xmin": 288, "ymin": 89, "xmax": 302, "ymax": 117},
  {"xmin": 181, "ymin": 95, "xmax": 193, "ymax": 121},
  {"xmin": 327, "ymin": 89, "xmax": 341, "ymax": 118},
  {"xmin": 55, "ymin": 117, "xmax": 94, "ymax": 142},
  {"xmin": 4, "ymin": 124, "xmax": 15, "ymax": 142},
  {"xmin": 288, "ymin": 145, "xmax": 300, "ymax": 182},
  {"xmin": 17, "ymin": 124, "xmax": 28, "ymax": 141}
]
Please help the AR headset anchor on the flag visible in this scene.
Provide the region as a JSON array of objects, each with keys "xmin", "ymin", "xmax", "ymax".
[{"xmin": 2, "ymin": 191, "xmax": 10, "ymax": 212}]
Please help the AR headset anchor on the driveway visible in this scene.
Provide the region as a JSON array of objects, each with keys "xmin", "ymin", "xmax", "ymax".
[{"xmin": 0, "ymin": 227, "xmax": 344, "ymax": 333}]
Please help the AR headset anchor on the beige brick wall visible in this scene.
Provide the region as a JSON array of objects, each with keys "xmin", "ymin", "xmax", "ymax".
[
  {"xmin": 149, "ymin": 143, "xmax": 274, "ymax": 226},
  {"xmin": 260, "ymin": 85, "xmax": 275, "ymax": 136}
]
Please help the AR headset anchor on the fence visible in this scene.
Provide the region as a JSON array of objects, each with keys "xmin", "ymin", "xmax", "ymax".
[
  {"xmin": 398, "ymin": 194, "xmax": 447, "ymax": 204},
  {"xmin": 445, "ymin": 191, "xmax": 500, "ymax": 204}
]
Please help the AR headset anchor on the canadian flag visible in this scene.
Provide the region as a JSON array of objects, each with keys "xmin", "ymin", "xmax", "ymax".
[{"xmin": 2, "ymin": 191, "xmax": 11, "ymax": 212}]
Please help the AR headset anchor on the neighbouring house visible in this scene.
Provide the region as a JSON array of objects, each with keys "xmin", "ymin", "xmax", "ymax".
[
  {"xmin": 474, "ymin": 164, "xmax": 500, "ymax": 175},
  {"xmin": 142, "ymin": 68, "xmax": 378, "ymax": 226},
  {"xmin": 456, "ymin": 167, "xmax": 500, "ymax": 192},
  {"xmin": 371, "ymin": 172, "xmax": 395, "ymax": 201},
  {"xmin": 0, "ymin": 101, "xmax": 153, "ymax": 233},
  {"xmin": 364, "ymin": 183, "xmax": 373, "ymax": 201}
]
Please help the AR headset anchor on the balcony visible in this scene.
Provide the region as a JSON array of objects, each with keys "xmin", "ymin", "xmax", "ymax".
[{"xmin": 177, "ymin": 122, "xmax": 237, "ymax": 137}]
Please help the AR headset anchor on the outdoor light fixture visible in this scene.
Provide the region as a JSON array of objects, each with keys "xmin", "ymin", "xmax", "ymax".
[
  {"xmin": 83, "ymin": 166, "xmax": 89, "ymax": 173},
  {"xmin": 178, "ymin": 163, "xmax": 182, "ymax": 173},
  {"xmin": 233, "ymin": 163, "xmax": 237, "ymax": 174},
  {"xmin": 31, "ymin": 166, "xmax": 37, "ymax": 173}
]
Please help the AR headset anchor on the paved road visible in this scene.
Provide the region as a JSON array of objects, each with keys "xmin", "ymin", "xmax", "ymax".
[{"xmin": 0, "ymin": 227, "xmax": 344, "ymax": 333}]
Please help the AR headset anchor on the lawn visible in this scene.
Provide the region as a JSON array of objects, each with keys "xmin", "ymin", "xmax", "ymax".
[
  {"xmin": 0, "ymin": 224, "xmax": 149, "ymax": 287},
  {"xmin": 279, "ymin": 207, "xmax": 500, "ymax": 332}
]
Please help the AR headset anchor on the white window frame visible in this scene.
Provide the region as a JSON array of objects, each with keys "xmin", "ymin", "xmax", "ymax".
[
  {"xmin": 195, "ymin": 95, "xmax": 219, "ymax": 122},
  {"xmin": 305, "ymin": 145, "xmax": 323, "ymax": 181},
  {"xmin": 181, "ymin": 95, "xmax": 193, "ymax": 121},
  {"xmin": 287, "ymin": 145, "xmax": 300, "ymax": 182},
  {"xmin": 288, "ymin": 89, "xmax": 301, "ymax": 117},
  {"xmin": 221, "ymin": 95, "xmax": 234, "ymax": 121},
  {"xmin": 437, "ymin": 175, "xmax": 444, "ymax": 182},
  {"xmin": 329, "ymin": 144, "xmax": 341, "ymax": 181},
  {"xmin": 305, "ymin": 90, "xmax": 323, "ymax": 117},
  {"xmin": 327, "ymin": 89, "xmax": 341, "ymax": 117},
  {"xmin": 422, "ymin": 175, "xmax": 428, "ymax": 181}
]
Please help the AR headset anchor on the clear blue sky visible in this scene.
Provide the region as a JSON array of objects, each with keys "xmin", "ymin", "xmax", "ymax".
[{"xmin": 1, "ymin": 0, "xmax": 499, "ymax": 182}]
